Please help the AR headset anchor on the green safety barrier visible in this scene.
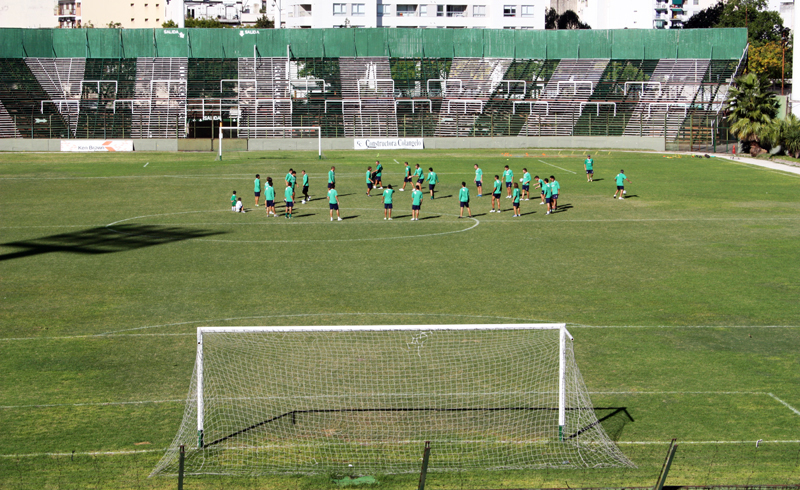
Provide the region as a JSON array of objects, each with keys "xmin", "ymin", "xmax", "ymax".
[{"xmin": 0, "ymin": 27, "xmax": 747, "ymax": 60}]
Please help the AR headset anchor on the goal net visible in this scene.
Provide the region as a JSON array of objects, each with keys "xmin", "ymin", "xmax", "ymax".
[
  {"xmin": 217, "ymin": 126, "xmax": 322, "ymax": 160},
  {"xmin": 152, "ymin": 325, "xmax": 633, "ymax": 476}
]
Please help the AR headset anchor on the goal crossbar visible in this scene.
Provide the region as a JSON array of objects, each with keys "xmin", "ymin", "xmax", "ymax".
[{"xmin": 217, "ymin": 126, "xmax": 321, "ymax": 160}]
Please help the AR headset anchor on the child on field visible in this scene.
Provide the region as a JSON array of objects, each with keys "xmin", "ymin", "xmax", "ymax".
[
  {"xmin": 235, "ymin": 197, "xmax": 244, "ymax": 213},
  {"xmin": 231, "ymin": 191, "xmax": 237, "ymax": 211}
]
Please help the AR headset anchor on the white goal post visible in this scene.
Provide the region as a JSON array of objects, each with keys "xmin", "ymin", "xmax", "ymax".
[
  {"xmin": 217, "ymin": 126, "xmax": 321, "ymax": 160},
  {"xmin": 153, "ymin": 324, "xmax": 633, "ymax": 476}
]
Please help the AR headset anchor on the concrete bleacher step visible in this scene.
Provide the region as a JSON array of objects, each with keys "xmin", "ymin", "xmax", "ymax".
[
  {"xmin": 338, "ymin": 57, "xmax": 397, "ymax": 137},
  {"xmin": 0, "ymin": 100, "xmax": 20, "ymax": 138},
  {"xmin": 236, "ymin": 57, "xmax": 293, "ymax": 138},
  {"xmin": 518, "ymin": 58, "xmax": 609, "ymax": 137},
  {"xmin": 623, "ymin": 59, "xmax": 710, "ymax": 139},
  {"xmin": 134, "ymin": 57, "xmax": 188, "ymax": 139},
  {"xmin": 434, "ymin": 58, "xmax": 511, "ymax": 137},
  {"xmin": 25, "ymin": 57, "xmax": 86, "ymax": 137}
]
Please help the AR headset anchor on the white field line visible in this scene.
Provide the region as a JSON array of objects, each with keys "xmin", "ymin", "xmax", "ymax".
[
  {"xmin": 768, "ymin": 393, "xmax": 800, "ymax": 417},
  {"xmin": 538, "ymin": 159, "xmax": 576, "ymax": 174},
  {"xmin": 143, "ymin": 162, "xmax": 149, "ymax": 167},
  {"xmin": 4, "ymin": 216, "xmax": 800, "ymax": 232},
  {"xmin": 4, "ymin": 440, "xmax": 800, "ymax": 459},
  {"xmin": 0, "ymin": 399, "xmax": 184, "ymax": 410},
  {"xmin": 0, "ymin": 449, "xmax": 165, "ymax": 458},
  {"xmin": 0, "ymin": 391, "xmax": 780, "ymax": 411}
]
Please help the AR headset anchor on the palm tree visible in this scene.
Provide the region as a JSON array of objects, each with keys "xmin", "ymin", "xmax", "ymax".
[
  {"xmin": 763, "ymin": 113, "xmax": 800, "ymax": 158},
  {"xmin": 725, "ymin": 73, "xmax": 779, "ymax": 156}
]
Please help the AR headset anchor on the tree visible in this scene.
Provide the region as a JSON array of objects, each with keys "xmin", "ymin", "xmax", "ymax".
[
  {"xmin": 725, "ymin": 72, "xmax": 779, "ymax": 156},
  {"xmin": 748, "ymin": 40, "xmax": 791, "ymax": 81},
  {"xmin": 683, "ymin": 1, "xmax": 724, "ymax": 29},
  {"xmin": 762, "ymin": 114, "xmax": 800, "ymax": 157},
  {"xmin": 162, "ymin": 20, "xmax": 178, "ymax": 28},
  {"xmin": 254, "ymin": 15, "xmax": 274, "ymax": 28},
  {"xmin": 106, "ymin": 21, "xmax": 122, "ymax": 28},
  {"xmin": 716, "ymin": 0, "xmax": 785, "ymax": 44},
  {"xmin": 557, "ymin": 10, "xmax": 591, "ymax": 29},
  {"xmin": 545, "ymin": 8, "xmax": 559, "ymax": 29},
  {"xmin": 545, "ymin": 9, "xmax": 590, "ymax": 29},
  {"xmin": 184, "ymin": 17, "xmax": 226, "ymax": 28}
]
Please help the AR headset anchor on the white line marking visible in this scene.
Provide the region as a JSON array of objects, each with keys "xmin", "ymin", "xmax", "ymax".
[
  {"xmin": 492, "ymin": 217, "xmax": 800, "ymax": 224},
  {"xmin": 570, "ymin": 325, "xmax": 799, "ymax": 329},
  {"xmin": 768, "ymin": 393, "xmax": 800, "ymax": 417},
  {"xmin": 0, "ymin": 391, "xmax": 774, "ymax": 411},
  {"xmin": 0, "ymin": 449, "xmax": 165, "ymax": 458},
  {"xmin": 4, "ymin": 440, "xmax": 800, "ymax": 458},
  {"xmin": 538, "ymin": 159, "xmax": 576, "ymax": 174},
  {"xmin": 0, "ymin": 399, "xmax": 183, "ymax": 410},
  {"xmin": 0, "ymin": 313, "xmax": 550, "ymax": 341},
  {"xmin": 143, "ymin": 162, "xmax": 149, "ymax": 167},
  {"xmin": 105, "ymin": 209, "xmax": 481, "ymax": 244}
]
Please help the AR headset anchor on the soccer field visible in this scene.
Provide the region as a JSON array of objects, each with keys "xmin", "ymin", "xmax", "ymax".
[{"xmin": 1, "ymin": 148, "xmax": 799, "ymax": 489}]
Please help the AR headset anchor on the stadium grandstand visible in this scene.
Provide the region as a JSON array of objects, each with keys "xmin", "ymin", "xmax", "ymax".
[{"xmin": 0, "ymin": 28, "xmax": 746, "ymax": 151}]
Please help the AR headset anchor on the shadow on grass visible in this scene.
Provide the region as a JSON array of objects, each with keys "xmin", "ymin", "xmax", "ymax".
[
  {"xmin": 341, "ymin": 215, "xmax": 359, "ymax": 220},
  {"xmin": 0, "ymin": 225, "xmax": 226, "ymax": 262},
  {"xmin": 591, "ymin": 407, "xmax": 634, "ymax": 442},
  {"xmin": 554, "ymin": 204, "xmax": 574, "ymax": 212},
  {"xmin": 292, "ymin": 213, "xmax": 316, "ymax": 219},
  {"xmin": 621, "ymin": 195, "xmax": 639, "ymax": 199},
  {"xmin": 393, "ymin": 214, "xmax": 411, "ymax": 219},
  {"xmin": 418, "ymin": 215, "xmax": 440, "ymax": 220}
]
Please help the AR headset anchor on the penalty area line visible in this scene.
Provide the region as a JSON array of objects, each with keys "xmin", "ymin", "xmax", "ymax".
[
  {"xmin": 768, "ymin": 393, "xmax": 800, "ymax": 417},
  {"xmin": 0, "ymin": 449, "xmax": 166, "ymax": 458},
  {"xmin": 538, "ymin": 159, "xmax": 576, "ymax": 174}
]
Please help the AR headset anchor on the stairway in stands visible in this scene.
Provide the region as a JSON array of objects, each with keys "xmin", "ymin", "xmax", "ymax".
[
  {"xmin": 25, "ymin": 58, "xmax": 86, "ymax": 137},
  {"xmin": 134, "ymin": 58, "xmax": 188, "ymax": 138},
  {"xmin": 434, "ymin": 58, "xmax": 511, "ymax": 137},
  {"xmin": 0, "ymin": 101, "xmax": 20, "ymax": 138},
  {"xmin": 339, "ymin": 57, "xmax": 397, "ymax": 137},
  {"xmin": 236, "ymin": 57, "xmax": 292, "ymax": 137},
  {"xmin": 623, "ymin": 59, "xmax": 710, "ymax": 139},
  {"xmin": 518, "ymin": 59, "xmax": 609, "ymax": 137}
]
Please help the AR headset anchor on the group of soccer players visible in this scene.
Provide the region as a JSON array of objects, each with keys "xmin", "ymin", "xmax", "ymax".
[{"xmin": 232, "ymin": 155, "xmax": 632, "ymax": 220}]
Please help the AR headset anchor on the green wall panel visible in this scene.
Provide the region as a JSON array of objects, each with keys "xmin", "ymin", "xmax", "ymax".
[{"xmin": 1, "ymin": 27, "xmax": 748, "ymax": 61}]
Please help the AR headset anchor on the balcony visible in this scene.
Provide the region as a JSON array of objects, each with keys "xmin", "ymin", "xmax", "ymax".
[
  {"xmin": 295, "ymin": 4, "xmax": 311, "ymax": 17},
  {"xmin": 446, "ymin": 5, "xmax": 467, "ymax": 17}
]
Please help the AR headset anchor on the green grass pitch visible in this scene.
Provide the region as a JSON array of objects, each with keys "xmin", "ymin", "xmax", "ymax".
[{"xmin": 0, "ymin": 148, "xmax": 799, "ymax": 489}]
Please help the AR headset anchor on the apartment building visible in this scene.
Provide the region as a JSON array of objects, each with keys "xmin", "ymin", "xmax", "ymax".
[
  {"xmin": 184, "ymin": 0, "xmax": 266, "ymax": 25},
  {"xmin": 270, "ymin": 1, "xmax": 547, "ymax": 29}
]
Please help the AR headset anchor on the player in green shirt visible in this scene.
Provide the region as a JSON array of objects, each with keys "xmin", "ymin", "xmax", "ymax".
[
  {"xmin": 264, "ymin": 180, "xmax": 276, "ymax": 216},
  {"xmin": 328, "ymin": 184, "xmax": 342, "ymax": 221},
  {"xmin": 614, "ymin": 169, "xmax": 631, "ymax": 200},
  {"xmin": 382, "ymin": 184, "xmax": 395, "ymax": 220},
  {"xmin": 413, "ymin": 163, "xmax": 424, "ymax": 188},
  {"xmin": 426, "ymin": 167, "xmax": 439, "ymax": 200},
  {"xmin": 254, "ymin": 174, "xmax": 261, "ymax": 207},
  {"xmin": 534, "ymin": 176, "xmax": 546, "ymax": 205},
  {"xmin": 285, "ymin": 169, "xmax": 293, "ymax": 187},
  {"xmin": 374, "ymin": 161, "xmax": 384, "ymax": 189},
  {"xmin": 543, "ymin": 178, "xmax": 553, "ymax": 215},
  {"xmin": 474, "ymin": 164, "xmax": 483, "ymax": 197},
  {"xmin": 490, "ymin": 175, "xmax": 502, "ymax": 213},
  {"xmin": 584, "ymin": 154, "xmax": 594, "ymax": 182},
  {"xmin": 549, "ymin": 175, "xmax": 560, "ymax": 211},
  {"xmin": 365, "ymin": 166, "xmax": 374, "ymax": 197},
  {"xmin": 401, "ymin": 162, "xmax": 412, "ymax": 191},
  {"xmin": 503, "ymin": 166, "xmax": 514, "ymax": 198},
  {"xmin": 230, "ymin": 191, "xmax": 237, "ymax": 211},
  {"xmin": 512, "ymin": 182, "xmax": 521, "ymax": 217},
  {"xmin": 521, "ymin": 168, "xmax": 532, "ymax": 201},
  {"xmin": 284, "ymin": 181, "xmax": 294, "ymax": 218},
  {"xmin": 410, "ymin": 184, "xmax": 423, "ymax": 221},
  {"xmin": 458, "ymin": 182, "xmax": 472, "ymax": 218},
  {"xmin": 290, "ymin": 170, "xmax": 298, "ymax": 202},
  {"xmin": 328, "ymin": 166, "xmax": 336, "ymax": 189},
  {"xmin": 301, "ymin": 170, "xmax": 310, "ymax": 204}
]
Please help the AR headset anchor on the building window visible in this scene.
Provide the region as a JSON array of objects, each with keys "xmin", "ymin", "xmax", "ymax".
[
  {"xmin": 437, "ymin": 5, "xmax": 444, "ymax": 16},
  {"xmin": 397, "ymin": 4, "xmax": 416, "ymax": 16},
  {"xmin": 352, "ymin": 3, "xmax": 365, "ymax": 15},
  {"xmin": 446, "ymin": 5, "xmax": 466, "ymax": 17},
  {"xmin": 333, "ymin": 3, "xmax": 346, "ymax": 15},
  {"xmin": 521, "ymin": 5, "xmax": 534, "ymax": 17},
  {"xmin": 473, "ymin": 5, "xmax": 485, "ymax": 17},
  {"xmin": 504, "ymin": 5, "xmax": 516, "ymax": 17},
  {"xmin": 377, "ymin": 4, "xmax": 391, "ymax": 16},
  {"xmin": 693, "ymin": 0, "xmax": 698, "ymax": 3},
  {"xmin": 419, "ymin": 4, "xmax": 427, "ymax": 16}
]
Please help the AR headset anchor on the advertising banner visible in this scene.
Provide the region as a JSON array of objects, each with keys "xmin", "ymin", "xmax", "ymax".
[
  {"xmin": 60, "ymin": 140, "xmax": 134, "ymax": 152},
  {"xmin": 354, "ymin": 138, "xmax": 423, "ymax": 150}
]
